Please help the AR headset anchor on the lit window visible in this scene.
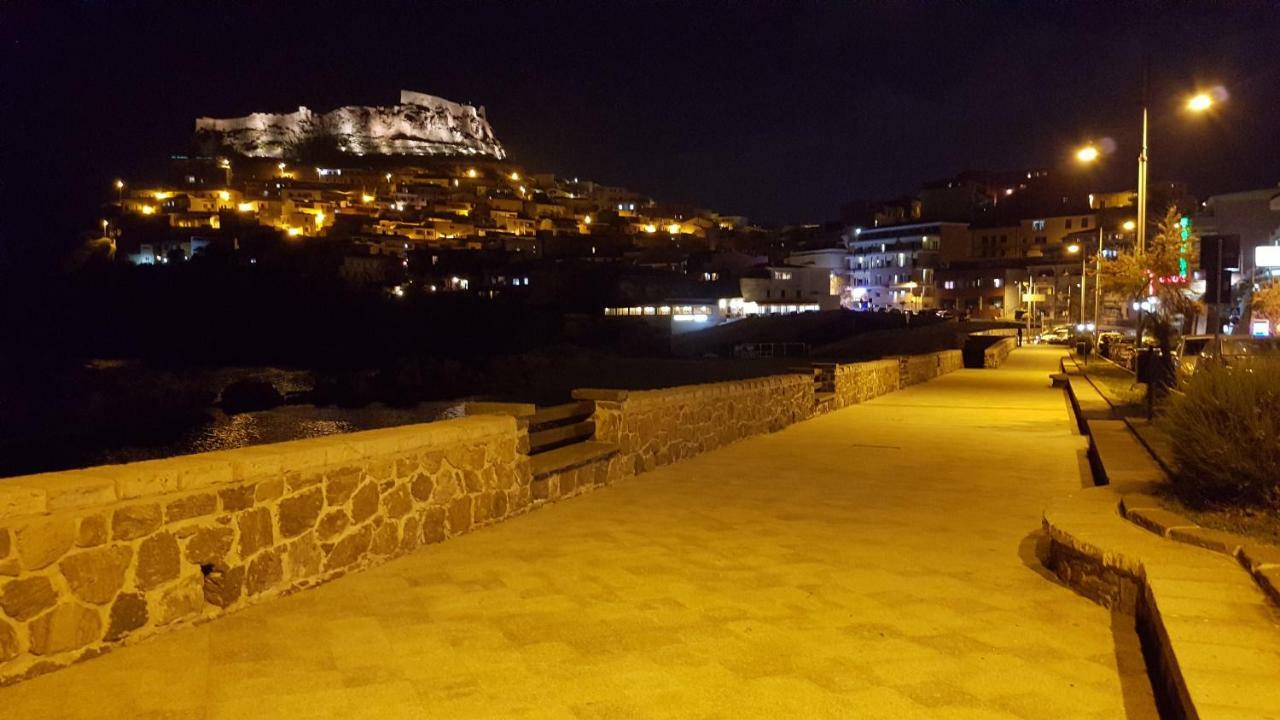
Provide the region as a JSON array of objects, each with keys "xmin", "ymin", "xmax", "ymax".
[
  {"xmin": 943, "ymin": 280, "xmax": 956, "ymax": 290},
  {"xmin": 993, "ymin": 278, "xmax": 1003, "ymax": 288}
]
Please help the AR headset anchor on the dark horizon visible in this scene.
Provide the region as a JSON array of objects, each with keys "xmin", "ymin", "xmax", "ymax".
[{"xmin": 4, "ymin": 1, "xmax": 1280, "ymax": 267}]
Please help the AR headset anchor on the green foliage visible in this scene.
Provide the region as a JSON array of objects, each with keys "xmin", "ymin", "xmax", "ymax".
[
  {"xmin": 1161, "ymin": 358, "xmax": 1280, "ymax": 508},
  {"xmin": 1100, "ymin": 204, "xmax": 1200, "ymax": 318}
]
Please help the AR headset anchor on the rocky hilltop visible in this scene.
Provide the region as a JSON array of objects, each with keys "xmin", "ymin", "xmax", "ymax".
[{"xmin": 195, "ymin": 90, "xmax": 505, "ymax": 159}]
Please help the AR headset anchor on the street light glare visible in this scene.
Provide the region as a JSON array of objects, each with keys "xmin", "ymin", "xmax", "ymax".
[
  {"xmin": 1067, "ymin": 244, "xmax": 1081, "ymax": 254},
  {"xmin": 1187, "ymin": 93, "xmax": 1213, "ymax": 112},
  {"xmin": 1122, "ymin": 220, "xmax": 1136, "ymax": 231},
  {"xmin": 1075, "ymin": 145, "xmax": 1099, "ymax": 163}
]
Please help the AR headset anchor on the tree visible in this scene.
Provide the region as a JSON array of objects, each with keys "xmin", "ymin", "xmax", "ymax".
[
  {"xmin": 1100, "ymin": 203, "xmax": 1202, "ymax": 388},
  {"xmin": 1252, "ymin": 280, "xmax": 1280, "ymax": 329}
]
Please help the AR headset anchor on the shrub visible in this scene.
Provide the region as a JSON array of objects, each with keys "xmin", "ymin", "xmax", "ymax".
[{"xmin": 1161, "ymin": 357, "xmax": 1280, "ymax": 507}]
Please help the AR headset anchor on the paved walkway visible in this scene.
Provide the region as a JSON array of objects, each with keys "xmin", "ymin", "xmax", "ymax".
[{"xmin": 0, "ymin": 346, "xmax": 1157, "ymax": 718}]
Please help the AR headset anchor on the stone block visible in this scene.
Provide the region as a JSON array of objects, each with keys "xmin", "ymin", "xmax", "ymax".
[
  {"xmin": 447, "ymin": 496, "xmax": 472, "ymax": 535},
  {"xmin": 1239, "ymin": 544, "xmax": 1280, "ymax": 572},
  {"xmin": 316, "ymin": 510, "xmax": 350, "ymax": 542},
  {"xmin": 399, "ymin": 516, "xmax": 421, "ymax": 553},
  {"xmin": 492, "ymin": 491, "xmax": 508, "ymax": 519},
  {"xmin": 202, "ymin": 565, "xmax": 243, "ymax": 608},
  {"xmin": 0, "ymin": 558, "xmax": 17, "ymax": 577},
  {"xmin": 1167, "ymin": 526, "xmax": 1246, "ymax": 555},
  {"xmin": 1126, "ymin": 507, "xmax": 1196, "ymax": 537},
  {"xmin": 15, "ymin": 517, "xmax": 78, "ymax": 571},
  {"xmin": 473, "ymin": 492, "xmax": 492, "ymax": 524},
  {"xmin": 165, "ymin": 493, "xmax": 218, "ymax": 523},
  {"xmin": 431, "ymin": 471, "xmax": 462, "ymax": 505},
  {"xmin": 324, "ymin": 526, "xmax": 372, "ymax": 572},
  {"xmin": 1, "ymin": 576, "xmax": 58, "ymax": 621},
  {"xmin": 237, "ymin": 508, "xmax": 273, "ymax": 557},
  {"xmin": 218, "ymin": 485, "xmax": 257, "ymax": 512},
  {"xmin": 35, "ymin": 473, "xmax": 117, "ymax": 513},
  {"xmin": 349, "ymin": 483, "xmax": 380, "ymax": 524},
  {"xmin": 136, "ymin": 532, "xmax": 180, "ymax": 591},
  {"xmin": 75, "ymin": 515, "xmax": 108, "ymax": 548},
  {"xmin": 157, "ymin": 575, "xmax": 203, "ymax": 625},
  {"xmin": 421, "ymin": 507, "xmax": 447, "ymax": 544},
  {"xmin": 370, "ymin": 523, "xmax": 398, "ymax": 557},
  {"xmin": 244, "ymin": 550, "xmax": 283, "ymax": 596},
  {"xmin": 0, "ymin": 617, "xmax": 18, "ymax": 662},
  {"xmin": 285, "ymin": 533, "xmax": 322, "ymax": 580},
  {"xmin": 324, "ymin": 467, "xmax": 362, "ymax": 505},
  {"xmin": 27, "ymin": 602, "xmax": 102, "ymax": 655},
  {"xmin": 420, "ymin": 451, "xmax": 445, "ymax": 475},
  {"xmin": 254, "ymin": 478, "xmax": 285, "ymax": 502},
  {"xmin": 0, "ymin": 528, "xmax": 7, "ymax": 558},
  {"xmin": 58, "ymin": 545, "xmax": 132, "ymax": 605},
  {"xmin": 184, "ymin": 526, "xmax": 235, "ymax": 566},
  {"xmin": 409, "ymin": 473, "xmax": 435, "ymax": 502},
  {"xmin": 278, "ymin": 488, "xmax": 324, "ymax": 539},
  {"xmin": 112, "ymin": 504, "xmax": 163, "ymax": 541},
  {"xmin": 381, "ymin": 485, "xmax": 412, "ymax": 520},
  {"xmin": 104, "ymin": 592, "xmax": 148, "ymax": 641}
]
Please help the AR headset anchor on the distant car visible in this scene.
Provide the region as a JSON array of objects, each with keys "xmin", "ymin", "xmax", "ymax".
[
  {"xmin": 1097, "ymin": 332, "xmax": 1125, "ymax": 358},
  {"xmin": 1036, "ymin": 327, "xmax": 1072, "ymax": 345},
  {"xmin": 1174, "ymin": 334, "xmax": 1280, "ymax": 382}
]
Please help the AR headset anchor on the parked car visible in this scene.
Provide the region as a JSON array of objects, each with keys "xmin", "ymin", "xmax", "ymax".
[
  {"xmin": 1096, "ymin": 332, "xmax": 1125, "ymax": 358},
  {"xmin": 1174, "ymin": 334, "xmax": 1280, "ymax": 382},
  {"xmin": 1035, "ymin": 326, "xmax": 1073, "ymax": 345}
]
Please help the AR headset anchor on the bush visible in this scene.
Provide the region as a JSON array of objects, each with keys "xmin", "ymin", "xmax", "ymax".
[{"xmin": 1161, "ymin": 357, "xmax": 1280, "ymax": 507}]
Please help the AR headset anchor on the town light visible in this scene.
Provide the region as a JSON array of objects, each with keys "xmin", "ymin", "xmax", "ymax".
[
  {"xmin": 583, "ymin": 215, "xmax": 592, "ymax": 224},
  {"xmin": 278, "ymin": 162, "xmax": 287, "ymax": 171},
  {"xmin": 140, "ymin": 205, "xmax": 156, "ymax": 215},
  {"xmin": 237, "ymin": 202, "xmax": 254, "ymax": 212},
  {"xmin": 667, "ymin": 223, "xmax": 681, "ymax": 234},
  {"xmin": 466, "ymin": 168, "xmax": 478, "ymax": 178},
  {"xmin": 1075, "ymin": 145, "xmax": 1100, "ymax": 163},
  {"xmin": 1187, "ymin": 93, "xmax": 1213, "ymax": 113},
  {"xmin": 101, "ymin": 219, "xmax": 109, "ymax": 230},
  {"xmin": 154, "ymin": 191, "xmax": 172, "ymax": 200},
  {"xmin": 643, "ymin": 224, "xmax": 657, "ymax": 233},
  {"xmin": 509, "ymin": 172, "xmax": 520, "ymax": 181},
  {"xmin": 314, "ymin": 212, "xmax": 326, "ymax": 227},
  {"xmin": 286, "ymin": 227, "xmax": 303, "ymax": 237},
  {"xmin": 218, "ymin": 190, "xmax": 231, "ymax": 201},
  {"xmin": 1067, "ymin": 243, "xmax": 1081, "ymax": 254},
  {"xmin": 361, "ymin": 193, "xmax": 375, "ymax": 203},
  {"xmin": 1122, "ymin": 220, "xmax": 1136, "ymax": 231},
  {"xmin": 384, "ymin": 172, "xmax": 392, "ymax": 182},
  {"xmin": 114, "ymin": 179, "xmax": 124, "ymax": 190}
]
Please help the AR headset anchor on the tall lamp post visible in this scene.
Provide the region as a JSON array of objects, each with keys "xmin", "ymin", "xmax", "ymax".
[{"xmin": 1076, "ymin": 90, "xmax": 1218, "ymax": 255}]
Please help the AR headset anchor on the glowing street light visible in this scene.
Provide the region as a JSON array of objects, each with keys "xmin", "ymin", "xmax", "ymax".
[
  {"xmin": 1187, "ymin": 93, "xmax": 1214, "ymax": 113},
  {"xmin": 1122, "ymin": 220, "xmax": 1136, "ymax": 232},
  {"xmin": 1075, "ymin": 145, "xmax": 1100, "ymax": 163},
  {"xmin": 1067, "ymin": 243, "xmax": 1081, "ymax": 254},
  {"xmin": 114, "ymin": 179, "xmax": 125, "ymax": 205}
]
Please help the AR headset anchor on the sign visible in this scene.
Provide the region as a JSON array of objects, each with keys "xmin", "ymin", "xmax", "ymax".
[
  {"xmin": 1252, "ymin": 319, "xmax": 1272, "ymax": 337},
  {"xmin": 1022, "ymin": 293, "xmax": 1046, "ymax": 302},
  {"xmin": 1256, "ymin": 245, "xmax": 1280, "ymax": 269}
]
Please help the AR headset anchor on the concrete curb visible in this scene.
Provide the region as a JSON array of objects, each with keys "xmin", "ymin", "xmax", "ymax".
[{"xmin": 1043, "ymin": 488, "xmax": 1280, "ymax": 720}]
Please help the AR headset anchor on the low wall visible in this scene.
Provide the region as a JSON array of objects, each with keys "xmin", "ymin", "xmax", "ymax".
[
  {"xmin": 983, "ymin": 337, "xmax": 1018, "ymax": 368},
  {"xmin": 574, "ymin": 374, "xmax": 814, "ymax": 476},
  {"xmin": 831, "ymin": 359, "xmax": 899, "ymax": 409},
  {"xmin": 903, "ymin": 349, "xmax": 964, "ymax": 386},
  {"xmin": 0, "ymin": 416, "xmax": 530, "ymax": 685}
]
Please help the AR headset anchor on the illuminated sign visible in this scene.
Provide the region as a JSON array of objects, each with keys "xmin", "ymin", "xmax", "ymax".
[
  {"xmin": 1256, "ymin": 245, "xmax": 1280, "ymax": 269},
  {"xmin": 1251, "ymin": 319, "xmax": 1271, "ymax": 337}
]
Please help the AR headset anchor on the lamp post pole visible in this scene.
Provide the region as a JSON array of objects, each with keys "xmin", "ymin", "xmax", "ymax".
[{"xmin": 1136, "ymin": 106, "xmax": 1149, "ymax": 255}]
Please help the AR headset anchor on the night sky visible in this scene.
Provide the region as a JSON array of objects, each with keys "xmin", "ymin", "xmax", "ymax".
[{"xmin": 3, "ymin": 1, "xmax": 1279, "ymax": 266}]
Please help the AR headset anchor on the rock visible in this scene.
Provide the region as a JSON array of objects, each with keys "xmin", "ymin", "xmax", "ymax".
[
  {"xmin": 218, "ymin": 379, "xmax": 284, "ymax": 414},
  {"xmin": 421, "ymin": 507, "xmax": 446, "ymax": 544},
  {"xmin": 381, "ymin": 485, "xmax": 412, "ymax": 519},
  {"xmin": 370, "ymin": 523, "xmax": 398, "ymax": 556},
  {"xmin": 27, "ymin": 603, "xmax": 102, "ymax": 655},
  {"xmin": 76, "ymin": 515, "xmax": 108, "ymax": 548},
  {"xmin": 1, "ymin": 576, "xmax": 58, "ymax": 621},
  {"xmin": 112, "ymin": 504, "xmax": 162, "ymax": 541},
  {"xmin": 349, "ymin": 483, "xmax": 380, "ymax": 524},
  {"xmin": 0, "ymin": 617, "xmax": 19, "ymax": 661},
  {"xmin": 447, "ymin": 496, "xmax": 472, "ymax": 535},
  {"xmin": 104, "ymin": 592, "xmax": 148, "ymax": 641},
  {"xmin": 244, "ymin": 550, "xmax": 283, "ymax": 596},
  {"xmin": 409, "ymin": 473, "xmax": 434, "ymax": 502},
  {"xmin": 237, "ymin": 508, "xmax": 274, "ymax": 557},
  {"xmin": 0, "ymin": 558, "xmax": 18, "ymax": 577},
  {"xmin": 324, "ymin": 467, "xmax": 361, "ymax": 505},
  {"xmin": 202, "ymin": 565, "xmax": 244, "ymax": 608},
  {"xmin": 0, "ymin": 528, "xmax": 9, "ymax": 558},
  {"xmin": 165, "ymin": 493, "xmax": 218, "ymax": 523},
  {"xmin": 184, "ymin": 526, "xmax": 235, "ymax": 566},
  {"xmin": 278, "ymin": 489, "xmax": 324, "ymax": 538},
  {"xmin": 285, "ymin": 471, "xmax": 321, "ymax": 494},
  {"xmin": 218, "ymin": 485, "xmax": 256, "ymax": 512},
  {"xmin": 421, "ymin": 451, "xmax": 444, "ymax": 475},
  {"xmin": 15, "ymin": 518, "xmax": 77, "ymax": 570},
  {"xmin": 136, "ymin": 533, "xmax": 180, "ymax": 590},
  {"xmin": 492, "ymin": 491, "xmax": 508, "ymax": 519},
  {"xmin": 157, "ymin": 576, "xmax": 203, "ymax": 625},
  {"xmin": 58, "ymin": 546, "xmax": 132, "ymax": 605},
  {"xmin": 316, "ymin": 510, "xmax": 350, "ymax": 541},
  {"xmin": 255, "ymin": 479, "xmax": 285, "ymax": 502},
  {"xmin": 286, "ymin": 533, "xmax": 322, "ymax": 579},
  {"xmin": 324, "ymin": 526, "xmax": 372, "ymax": 572}
]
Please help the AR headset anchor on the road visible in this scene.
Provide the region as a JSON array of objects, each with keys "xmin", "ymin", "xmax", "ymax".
[{"xmin": 0, "ymin": 346, "xmax": 1157, "ymax": 718}]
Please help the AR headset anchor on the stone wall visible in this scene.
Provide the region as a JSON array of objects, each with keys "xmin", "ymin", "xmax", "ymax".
[
  {"xmin": 984, "ymin": 337, "xmax": 1018, "ymax": 368},
  {"xmin": 574, "ymin": 374, "xmax": 814, "ymax": 477},
  {"xmin": 903, "ymin": 350, "xmax": 964, "ymax": 386},
  {"xmin": 0, "ymin": 416, "xmax": 529, "ymax": 685},
  {"xmin": 831, "ymin": 359, "xmax": 900, "ymax": 409}
]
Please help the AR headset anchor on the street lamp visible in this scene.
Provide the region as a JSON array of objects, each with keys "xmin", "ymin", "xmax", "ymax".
[
  {"xmin": 1075, "ymin": 145, "xmax": 1100, "ymax": 163},
  {"xmin": 1187, "ymin": 93, "xmax": 1214, "ymax": 113},
  {"xmin": 114, "ymin": 179, "xmax": 124, "ymax": 206},
  {"xmin": 1122, "ymin": 220, "xmax": 1136, "ymax": 232}
]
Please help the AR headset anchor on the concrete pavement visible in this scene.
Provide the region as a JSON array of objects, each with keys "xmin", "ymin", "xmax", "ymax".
[{"xmin": 0, "ymin": 346, "xmax": 1157, "ymax": 718}]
